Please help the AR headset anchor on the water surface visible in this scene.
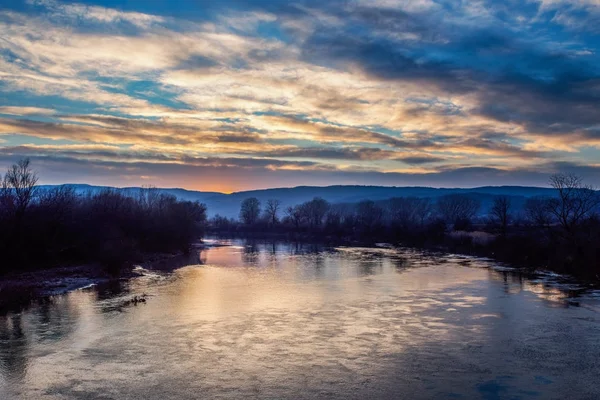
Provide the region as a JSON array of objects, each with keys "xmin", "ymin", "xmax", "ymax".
[{"xmin": 1, "ymin": 240, "xmax": 600, "ymax": 399}]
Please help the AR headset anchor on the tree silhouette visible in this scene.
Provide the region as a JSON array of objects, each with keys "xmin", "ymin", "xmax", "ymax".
[
  {"xmin": 490, "ymin": 196, "xmax": 511, "ymax": 236},
  {"xmin": 264, "ymin": 199, "xmax": 281, "ymax": 226},
  {"xmin": 240, "ymin": 197, "xmax": 261, "ymax": 225},
  {"xmin": 285, "ymin": 205, "xmax": 304, "ymax": 228},
  {"xmin": 356, "ymin": 200, "xmax": 384, "ymax": 233},
  {"xmin": 389, "ymin": 197, "xmax": 432, "ymax": 228},
  {"xmin": 1, "ymin": 158, "xmax": 38, "ymax": 220},
  {"xmin": 436, "ymin": 194, "xmax": 480, "ymax": 228},
  {"xmin": 548, "ymin": 173, "xmax": 599, "ymax": 234},
  {"xmin": 304, "ymin": 197, "xmax": 330, "ymax": 228}
]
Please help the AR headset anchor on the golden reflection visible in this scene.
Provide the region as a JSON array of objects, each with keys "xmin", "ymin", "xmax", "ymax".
[
  {"xmin": 1, "ymin": 243, "xmax": 597, "ymax": 399},
  {"xmin": 488, "ymin": 268, "xmax": 581, "ymax": 306}
]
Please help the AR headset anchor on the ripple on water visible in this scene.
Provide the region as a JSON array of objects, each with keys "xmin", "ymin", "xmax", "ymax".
[{"xmin": 1, "ymin": 240, "xmax": 600, "ymax": 399}]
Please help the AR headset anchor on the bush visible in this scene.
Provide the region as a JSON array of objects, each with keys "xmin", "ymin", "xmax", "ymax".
[{"xmin": 0, "ymin": 160, "xmax": 207, "ymax": 275}]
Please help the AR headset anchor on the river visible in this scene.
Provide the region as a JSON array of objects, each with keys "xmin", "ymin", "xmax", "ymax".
[{"xmin": 1, "ymin": 240, "xmax": 600, "ymax": 399}]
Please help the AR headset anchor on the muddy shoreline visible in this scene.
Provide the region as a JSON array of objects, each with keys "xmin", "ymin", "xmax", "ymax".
[{"xmin": 0, "ymin": 242, "xmax": 222, "ymax": 314}]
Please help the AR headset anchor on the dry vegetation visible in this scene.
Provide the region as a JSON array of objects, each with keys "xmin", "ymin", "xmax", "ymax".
[{"xmin": 0, "ymin": 159, "xmax": 207, "ymax": 275}]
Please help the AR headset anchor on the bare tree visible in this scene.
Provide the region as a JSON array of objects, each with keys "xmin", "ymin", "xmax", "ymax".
[
  {"xmin": 490, "ymin": 196, "xmax": 511, "ymax": 236},
  {"xmin": 264, "ymin": 199, "xmax": 281, "ymax": 226},
  {"xmin": 1, "ymin": 158, "xmax": 38, "ymax": 218},
  {"xmin": 285, "ymin": 205, "xmax": 304, "ymax": 228},
  {"xmin": 524, "ymin": 197, "xmax": 553, "ymax": 228},
  {"xmin": 38, "ymin": 185, "xmax": 78, "ymax": 217},
  {"xmin": 303, "ymin": 197, "xmax": 330, "ymax": 228},
  {"xmin": 137, "ymin": 185, "xmax": 160, "ymax": 211},
  {"xmin": 356, "ymin": 200, "xmax": 383, "ymax": 232},
  {"xmin": 324, "ymin": 207, "xmax": 342, "ymax": 229},
  {"xmin": 389, "ymin": 197, "xmax": 432, "ymax": 228},
  {"xmin": 548, "ymin": 173, "xmax": 600, "ymax": 233},
  {"xmin": 436, "ymin": 194, "xmax": 480, "ymax": 227},
  {"xmin": 0, "ymin": 170, "xmax": 6, "ymax": 212},
  {"xmin": 240, "ymin": 197, "xmax": 261, "ymax": 225}
]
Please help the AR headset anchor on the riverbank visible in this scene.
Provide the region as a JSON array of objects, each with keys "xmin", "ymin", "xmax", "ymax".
[
  {"xmin": 208, "ymin": 229, "xmax": 600, "ymax": 283},
  {"xmin": 0, "ymin": 264, "xmax": 122, "ymax": 313},
  {"xmin": 2, "ymin": 234, "xmax": 598, "ymax": 316},
  {"xmin": 0, "ymin": 242, "xmax": 217, "ymax": 315}
]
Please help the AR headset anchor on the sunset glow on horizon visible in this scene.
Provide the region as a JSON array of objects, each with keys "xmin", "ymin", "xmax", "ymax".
[{"xmin": 1, "ymin": 0, "xmax": 600, "ymax": 191}]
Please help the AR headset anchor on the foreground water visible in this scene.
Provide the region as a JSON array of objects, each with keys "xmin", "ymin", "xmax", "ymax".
[{"xmin": 1, "ymin": 240, "xmax": 600, "ymax": 399}]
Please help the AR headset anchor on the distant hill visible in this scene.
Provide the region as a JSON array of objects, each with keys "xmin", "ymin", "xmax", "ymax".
[
  {"xmin": 37, "ymin": 184, "xmax": 222, "ymax": 203},
  {"xmin": 38, "ymin": 184, "xmax": 560, "ymax": 219}
]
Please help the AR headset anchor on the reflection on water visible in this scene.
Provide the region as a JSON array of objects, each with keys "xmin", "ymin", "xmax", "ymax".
[{"xmin": 1, "ymin": 240, "xmax": 600, "ymax": 399}]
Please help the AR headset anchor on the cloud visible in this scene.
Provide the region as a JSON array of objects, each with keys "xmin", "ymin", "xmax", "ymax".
[
  {"xmin": 0, "ymin": 106, "xmax": 57, "ymax": 116},
  {"xmin": 27, "ymin": 0, "xmax": 165, "ymax": 28},
  {"xmin": 0, "ymin": 0, "xmax": 599, "ymax": 189},
  {"xmin": 398, "ymin": 155, "xmax": 446, "ymax": 165},
  {"xmin": 2, "ymin": 150, "xmax": 598, "ymax": 191}
]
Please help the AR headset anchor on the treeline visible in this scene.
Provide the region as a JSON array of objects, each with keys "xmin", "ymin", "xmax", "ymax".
[
  {"xmin": 210, "ymin": 174, "xmax": 600, "ymax": 280},
  {"xmin": 0, "ymin": 159, "xmax": 207, "ymax": 275},
  {"xmin": 2, "ymin": 158, "xmax": 599, "ymax": 281}
]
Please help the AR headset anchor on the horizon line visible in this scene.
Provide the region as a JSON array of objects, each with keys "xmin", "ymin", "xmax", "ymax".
[{"xmin": 36, "ymin": 182, "xmax": 556, "ymax": 195}]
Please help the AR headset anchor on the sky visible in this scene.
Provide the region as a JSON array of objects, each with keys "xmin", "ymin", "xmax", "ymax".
[{"xmin": 0, "ymin": 0, "xmax": 599, "ymax": 192}]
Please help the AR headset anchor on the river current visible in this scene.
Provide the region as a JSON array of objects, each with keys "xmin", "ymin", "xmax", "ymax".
[{"xmin": 1, "ymin": 240, "xmax": 599, "ymax": 399}]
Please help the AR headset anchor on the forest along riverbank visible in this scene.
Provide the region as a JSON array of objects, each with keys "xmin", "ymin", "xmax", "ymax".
[
  {"xmin": 209, "ymin": 174, "xmax": 600, "ymax": 281},
  {"xmin": 2, "ymin": 159, "xmax": 599, "ymax": 291}
]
